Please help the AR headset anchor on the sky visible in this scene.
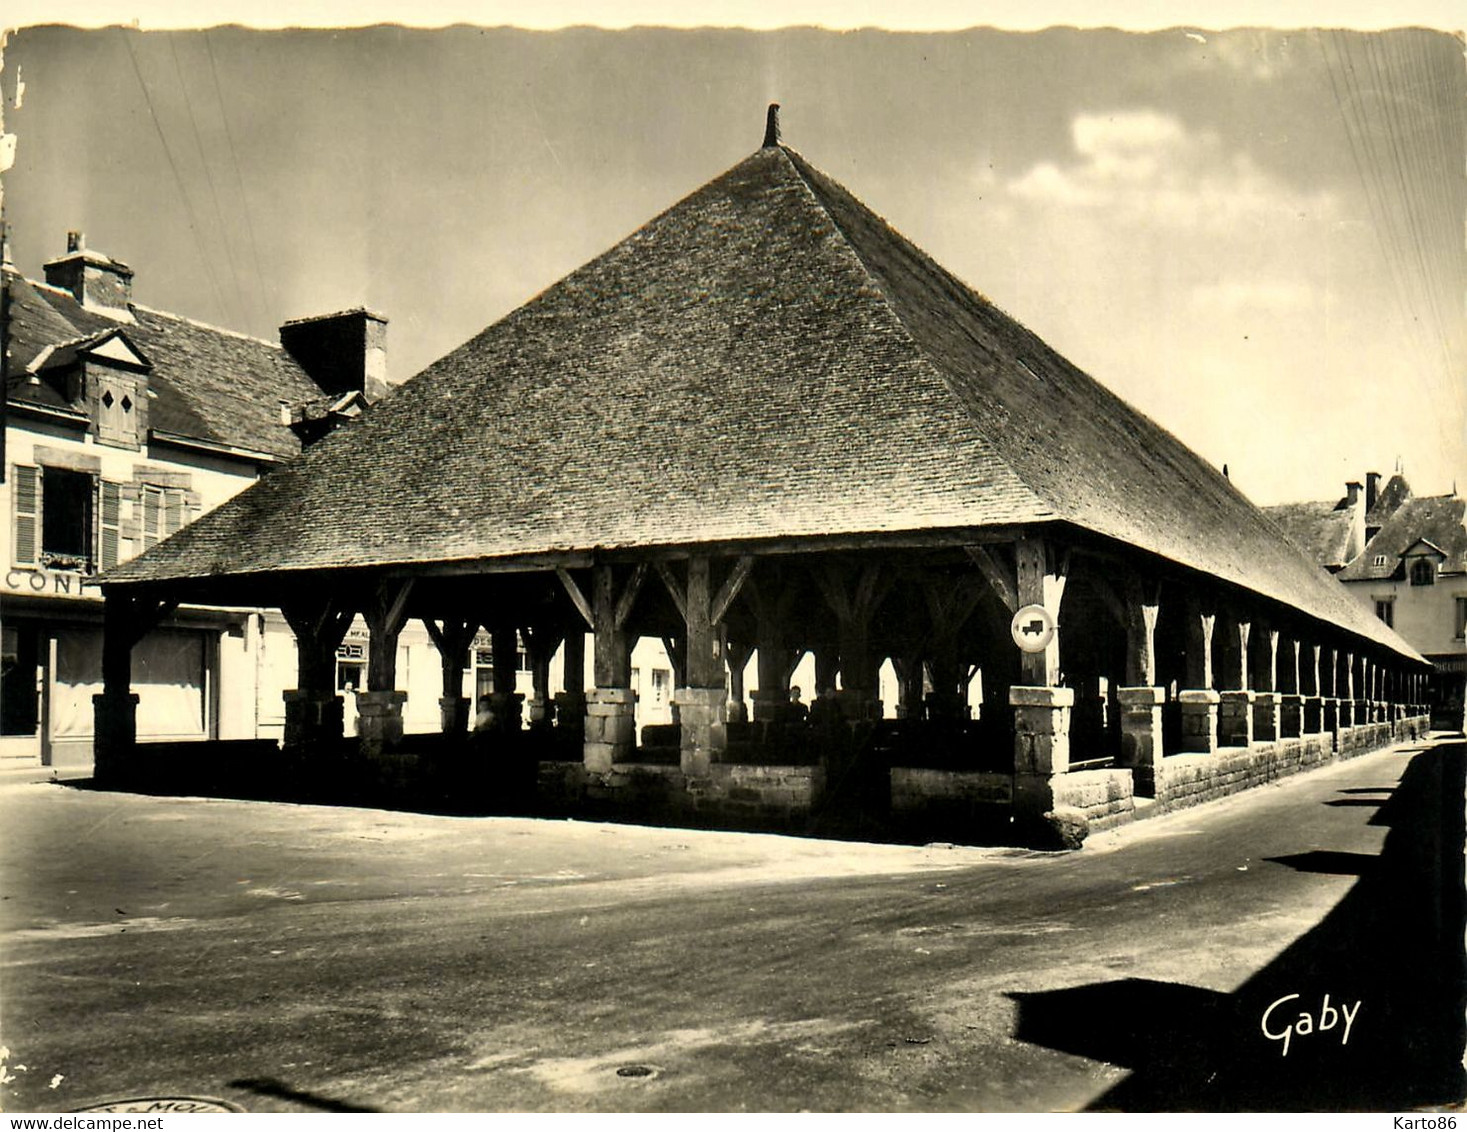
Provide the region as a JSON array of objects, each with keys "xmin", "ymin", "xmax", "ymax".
[{"xmin": 2, "ymin": 5, "xmax": 1463, "ymax": 507}]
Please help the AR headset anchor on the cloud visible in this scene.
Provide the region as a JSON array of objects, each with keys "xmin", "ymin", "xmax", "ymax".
[
  {"xmin": 1190, "ymin": 278, "xmax": 1320, "ymax": 315},
  {"xmin": 1005, "ymin": 110, "xmax": 1337, "ymax": 230}
]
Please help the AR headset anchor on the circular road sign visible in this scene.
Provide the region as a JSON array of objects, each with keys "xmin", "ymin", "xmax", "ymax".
[{"xmin": 1010, "ymin": 604, "xmax": 1056, "ymax": 653}]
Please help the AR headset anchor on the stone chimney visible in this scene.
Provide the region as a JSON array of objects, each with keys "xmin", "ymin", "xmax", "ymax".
[
  {"xmin": 1365, "ymin": 471, "xmax": 1381, "ymax": 514},
  {"xmin": 279, "ymin": 308, "xmax": 391, "ymax": 404},
  {"xmin": 43, "ymin": 231, "xmax": 134, "ymax": 317},
  {"xmin": 1343, "ymin": 480, "xmax": 1366, "ymax": 563}
]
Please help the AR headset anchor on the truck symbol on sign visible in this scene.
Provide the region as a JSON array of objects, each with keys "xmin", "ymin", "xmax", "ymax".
[{"xmin": 1020, "ymin": 618, "xmax": 1047, "ymax": 638}]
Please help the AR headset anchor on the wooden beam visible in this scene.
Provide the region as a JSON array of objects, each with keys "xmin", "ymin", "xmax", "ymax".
[
  {"xmin": 655, "ymin": 561, "xmax": 687, "ymax": 621},
  {"xmin": 555, "ymin": 567, "xmax": 595, "ymax": 629},
  {"xmin": 613, "ymin": 562, "xmax": 647, "ymax": 632},
  {"xmin": 964, "ymin": 546, "xmax": 1018, "ymax": 614},
  {"xmin": 711, "ymin": 555, "xmax": 755, "ymax": 625}
]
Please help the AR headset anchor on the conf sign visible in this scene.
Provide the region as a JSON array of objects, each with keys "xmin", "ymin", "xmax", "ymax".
[{"xmin": 4, "ymin": 566, "xmax": 100, "ymax": 600}]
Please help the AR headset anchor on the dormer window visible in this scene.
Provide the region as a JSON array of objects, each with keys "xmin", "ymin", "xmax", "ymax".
[
  {"xmin": 1373, "ymin": 554, "xmax": 1387, "ymax": 568},
  {"xmin": 1409, "ymin": 558, "xmax": 1435, "ymax": 586}
]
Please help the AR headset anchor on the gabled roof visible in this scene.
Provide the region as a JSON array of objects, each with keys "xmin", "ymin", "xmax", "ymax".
[
  {"xmin": 1339, "ymin": 494, "xmax": 1466, "ymax": 581},
  {"xmin": 1366, "ymin": 472, "xmax": 1412, "ymax": 527},
  {"xmin": 100, "ymin": 142, "xmax": 1418, "ymax": 659},
  {"xmin": 4, "ymin": 269, "xmax": 324, "ymax": 460},
  {"xmin": 1261, "ymin": 499, "xmax": 1358, "ymax": 571}
]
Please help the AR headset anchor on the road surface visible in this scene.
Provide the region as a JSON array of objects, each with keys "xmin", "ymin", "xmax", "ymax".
[{"xmin": 1, "ymin": 734, "xmax": 1461, "ymax": 1112}]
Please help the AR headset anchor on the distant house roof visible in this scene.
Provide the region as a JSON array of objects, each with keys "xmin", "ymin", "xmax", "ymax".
[
  {"xmin": 1339, "ymin": 494, "xmax": 1467, "ymax": 582},
  {"xmin": 1261, "ymin": 499, "xmax": 1358, "ymax": 572},
  {"xmin": 4, "ymin": 269, "xmax": 325, "ymax": 460},
  {"xmin": 1366, "ymin": 472, "xmax": 1412, "ymax": 527},
  {"xmin": 100, "ymin": 142, "xmax": 1418, "ymax": 659}
]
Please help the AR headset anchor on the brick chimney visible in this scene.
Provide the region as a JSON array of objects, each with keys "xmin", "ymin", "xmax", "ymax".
[
  {"xmin": 43, "ymin": 231, "xmax": 134, "ymax": 317},
  {"xmin": 279, "ymin": 308, "xmax": 391, "ymax": 403},
  {"xmin": 1365, "ymin": 471, "xmax": 1381, "ymax": 514}
]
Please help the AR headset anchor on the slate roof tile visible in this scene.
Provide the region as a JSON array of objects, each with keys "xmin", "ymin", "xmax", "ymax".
[
  {"xmin": 98, "ymin": 144, "xmax": 1421, "ymax": 660},
  {"xmin": 5, "ymin": 270, "xmax": 320, "ymax": 460}
]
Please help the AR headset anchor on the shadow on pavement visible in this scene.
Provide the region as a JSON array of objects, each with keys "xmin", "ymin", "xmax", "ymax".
[
  {"xmin": 227, "ymin": 1077, "xmax": 379, "ymax": 1113},
  {"xmin": 1261, "ymin": 850, "xmax": 1380, "ymax": 876},
  {"xmin": 1008, "ymin": 738, "xmax": 1466, "ymax": 1111}
]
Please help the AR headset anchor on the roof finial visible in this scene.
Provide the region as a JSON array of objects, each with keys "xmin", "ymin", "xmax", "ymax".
[{"xmin": 762, "ymin": 103, "xmax": 781, "ymax": 148}]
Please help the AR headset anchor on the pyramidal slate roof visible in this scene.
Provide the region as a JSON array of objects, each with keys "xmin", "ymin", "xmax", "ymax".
[{"xmin": 102, "ymin": 142, "xmax": 1418, "ymax": 659}]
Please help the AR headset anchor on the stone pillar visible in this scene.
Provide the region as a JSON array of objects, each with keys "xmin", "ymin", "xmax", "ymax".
[
  {"xmin": 675, "ymin": 686, "xmax": 726, "ymax": 777},
  {"xmin": 439, "ymin": 695, "xmax": 471, "ymax": 735},
  {"xmin": 92, "ymin": 690, "xmax": 141, "ymax": 789},
  {"xmin": 1280, "ymin": 693, "xmax": 1304, "ymax": 739},
  {"xmin": 583, "ymin": 687, "xmax": 635, "ymax": 772},
  {"xmin": 280, "ymin": 594, "xmax": 354, "ymax": 753},
  {"xmin": 1251, "ymin": 692, "xmax": 1280, "ymax": 743},
  {"xmin": 894, "ymin": 656, "xmax": 925, "ymax": 720},
  {"xmin": 356, "ymin": 690, "xmax": 407, "ymax": 757},
  {"xmin": 523, "ymin": 625, "xmax": 563, "ymax": 732},
  {"xmin": 836, "ymin": 688, "xmax": 883, "ymax": 723},
  {"xmin": 1117, "ymin": 686, "xmax": 1164, "ymax": 795},
  {"xmin": 358, "ymin": 579, "xmax": 413, "ymax": 754},
  {"xmin": 1218, "ymin": 690, "xmax": 1255, "ymax": 747},
  {"xmin": 1303, "ymin": 695, "xmax": 1322, "ymax": 735},
  {"xmin": 423, "ymin": 617, "xmax": 476, "ymax": 739},
  {"xmin": 1011, "ymin": 686, "xmax": 1081, "ymax": 845},
  {"xmin": 1178, "ymin": 689, "xmax": 1220, "ymax": 753},
  {"xmin": 284, "ymin": 690, "xmax": 346, "ymax": 752},
  {"xmin": 478, "ymin": 624, "xmax": 522, "ymax": 735}
]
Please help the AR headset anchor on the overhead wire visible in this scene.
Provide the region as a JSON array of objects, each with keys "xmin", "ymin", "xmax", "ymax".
[
  {"xmin": 119, "ymin": 28, "xmax": 232, "ymax": 327},
  {"xmin": 167, "ymin": 34, "xmax": 252, "ymax": 329},
  {"xmin": 202, "ymin": 28, "xmax": 279, "ymax": 324}
]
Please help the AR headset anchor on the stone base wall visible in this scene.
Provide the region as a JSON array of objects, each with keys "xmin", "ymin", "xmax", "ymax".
[
  {"xmin": 1051, "ymin": 769, "xmax": 1136, "ymax": 832},
  {"xmin": 534, "ymin": 759, "xmax": 821, "ymax": 831},
  {"xmin": 890, "ymin": 767, "xmax": 1013, "ymax": 813},
  {"xmin": 689, "ymin": 764, "xmax": 824, "ymax": 828},
  {"xmin": 1154, "ymin": 733, "xmax": 1336, "ymax": 813}
]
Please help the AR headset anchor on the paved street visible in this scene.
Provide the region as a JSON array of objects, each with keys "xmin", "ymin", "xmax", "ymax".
[{"xmin": 1, "ymin": 735, "xmax": 1462, "ymax": 1113}]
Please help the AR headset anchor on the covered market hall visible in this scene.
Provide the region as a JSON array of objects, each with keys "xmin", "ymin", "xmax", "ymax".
[{"xmin": 94, "ymin": 111, "xmax": 1431, "ymax": 847}]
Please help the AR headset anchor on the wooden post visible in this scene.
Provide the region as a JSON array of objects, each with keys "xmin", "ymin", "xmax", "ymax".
[
  {"xmin": 660, "ymin": 555, "xmax": 751, "ymax": 776},
  {"xmin": 423, "ymin": 617, "xmax": 477, "ymax": 736},
  {"xmin": 1014, "ymin": 537, "xmax": 1066, "ymax": 687},
  {"xmin": 725, "ymin": 639, "xmax": 753, "ymax": 724},
  {"xmin": 358, "ymin": 578, "xmax": 414, "ymax": 755},
  {"xmin": 281, "ymin": 590, "xmax": 356, "ymax": 754},
  {"xmin": 580, "ymin": 562, "xmax": 644, "ymax": 773},
  {"xmin": 94, "ymin": 589, "xmax": 177, "ymax": 788},
  {"xmin": 814, "ymin": 560, "xmax": 890, "ymax": 720},
  {"xmin": 1122, "ymin": 579, "xmax": 1159, "ymax": 687}
]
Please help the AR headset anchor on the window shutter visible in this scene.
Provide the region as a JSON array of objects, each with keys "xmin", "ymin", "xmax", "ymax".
[
  {"xmin": 143, "ymin": 486, "xmax": 161, "ymax": 550},
  {"xmin": 99, "ymin": 481, "xmax": 123, "ymax": 570},
  {"xmin": 12, "ymin": 465, "xmax": 40, "ymax": 566},
  {"xmin": 165, "ymin": 489, "xmax": 184, "ymax": 537}
]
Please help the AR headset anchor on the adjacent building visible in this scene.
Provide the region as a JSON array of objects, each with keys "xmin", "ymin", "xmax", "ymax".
[
  {"xmin": 1267, "ymin": 472, "xmax": 1466, "ymax": 730},
  {"xmin": 1, "ymin": 233, "xmax": 400, "ymax": 765}
]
